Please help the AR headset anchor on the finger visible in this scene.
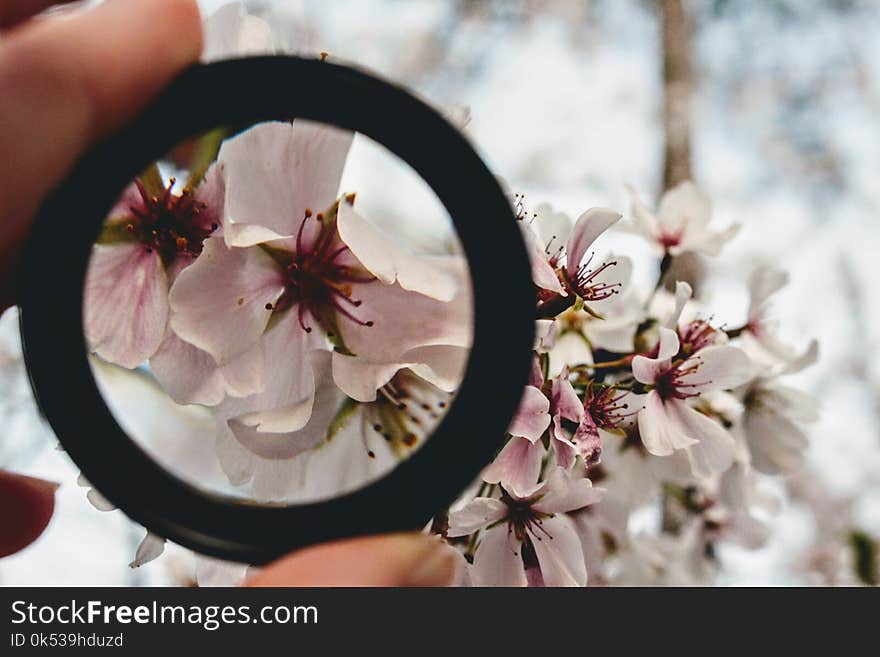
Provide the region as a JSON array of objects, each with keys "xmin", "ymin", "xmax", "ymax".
[
  {"xmin": 0, "ymin": 0, "xmax": 76, "ymax": 29},
  {"xmin": 0, "ymin": 0, "xmax": 203, "ymax": 309},
  {"xmin": 0, "ymin": 471, "xmax": 58, "ymax": 557},
  {"xmin": 246, "ymin": 533, "xmax": 459, "ymax": 587}
]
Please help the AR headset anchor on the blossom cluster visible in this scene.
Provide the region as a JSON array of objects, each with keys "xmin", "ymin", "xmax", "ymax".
[
  {"xmin": 79, "ymin": 4, "xmax": 820, "ymax": 585},
  {"xmin": 438, "ymin": 182, "xmax": 819, "ymax": 586}
]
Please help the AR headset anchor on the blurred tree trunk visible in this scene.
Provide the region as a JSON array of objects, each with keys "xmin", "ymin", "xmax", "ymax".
[
  {"xmin": 657, "ymin": 0, "xmax": 704, "ymax": 298},
  {"xmin": 660, "ymin": 0, "xmax": 693, "ymax": 191}
]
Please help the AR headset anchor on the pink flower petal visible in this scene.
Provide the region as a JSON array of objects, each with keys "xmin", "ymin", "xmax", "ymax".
[
  {"xmin": 168, "ymin": 237, "xmax": 284, "ymax": 364},
  {"xmin": 218, "ymin": 120, "xmax": 353, "ymax": 247},
  {"xmin": 473, "ymin": 524, "xmax": 527, "ymax": 587},
  {"xmin": 337, "ymin": 261, "xmax": 472, "ymax": 365},
  {"xmin": 149, "ymin": 329, "xmax": 264, "ymax": 406},
  {"xmin": 631, "ymin": 327, "xmax": 679, "ymax": 384},
  {"xmin": 550, "ymin": 420, "xmax": 578, "ymax": 470},
  {"xmin": 508, "ymin": 385, "xmax": 551, "ymax": 442},
  {"xmin": 551, "ymin": 373, "xmax": 584, "ymax": 422},
  {"xmin": 528, "ymin": 515, "xmax": 587, "ymax": 587},
  {"xmin": 84, "ymin": 243, "xmax": 168, "ymax": 368},
  {"xmin": 564, "ymin": 207, "xmax": 621, "ymax": 275},
  {"xmin": 482, "ymin": 437, "xmax": 544, "ymax": 498},
  {"xmin": 522, "ymin": 224, "xmax": 565, "ymax": 295}
]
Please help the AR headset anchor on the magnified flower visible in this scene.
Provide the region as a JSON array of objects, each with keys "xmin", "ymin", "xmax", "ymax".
[
  {"xmin": 84, "ymin": 168, "xmax": 224, "ymax": 369},
  {"xmin": 632, "ymin": 327, "xmax": 751, "ymax": 478},
  {"xmin": 202, "ymin": 2, "xmax": 274, "ymax": 63},
  {"xmin": 627, "ymin": 181, "xmax": 740, "ymax": 256},
  {"xmin": 168, "ymin": 121, "xmax": 463, "ymax": 428},
  {"xmin": 448, "ymin": 467, "xmax": 604, "ymax": 587}
]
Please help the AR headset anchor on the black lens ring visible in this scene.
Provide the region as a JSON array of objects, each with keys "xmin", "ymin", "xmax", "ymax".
[{"xmin": 18, "ymin": 56, "xmax": 534, "ymax": 564}]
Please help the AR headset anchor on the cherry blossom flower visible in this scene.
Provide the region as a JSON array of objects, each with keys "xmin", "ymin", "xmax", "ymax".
[
  {"xmin": 627, "ymin": 181, "xmax": 740, "ymax": 256},
  {"xmin": 202, "ymin": 2, "xmax": 274, "ymax": 63},
  {"xmin": 632, "ymin": 327, "xmax": 751, "ymax": 478},
  {"xmin": 168, "ymin": 120, "xmax": 464, "ymax": 427},
  {"xmin": 84, "ymin": 169, "xmax": 224, "ymax": 369},
  {"xmin": 739, "ymin": 265, "xmax": 817, "ymax": 369},
  {"xmin": 518, "ymin": 202, "xmax": 623, "ymax": 309},
  {"xmin": 448, "ymin": 467, "xmax": 604, "ymax": 586},
  {"xmin": 737, "ymin": 340, "xmax": 819, "ymax": 474}
]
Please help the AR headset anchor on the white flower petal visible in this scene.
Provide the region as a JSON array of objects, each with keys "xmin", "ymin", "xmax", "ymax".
[
  {"xmin": 637, "ymin": 391, "xmax": 698, "ymax": 456},
  {"xmin": 747, "ymin": 265, "xmax": 788, "ymax": 322},
  {"xmin": 447, "ymin": 498, "xmax": 508, "ymax": 537},
  {"xmin": 129, "ymin": 531, "xmax": 165, "ymax": 569},
  {"xmin": 533, "ymin": 467, "xmax": 604, "ymax": 514},
  {"xmin": 202, "ymin": 2, "xmax": 274, "ymax": 62},
  {"xmin": 403, "ymin": 345, "xmax": 469, "ymax": 393},
  {"xmin": 744, "ymin": 404, "xmax": 808, "ymax": 475},
  {"xmin": 220, "ymin": 311, "xmax": 321, "ymax": 434},
  {"xmin": 678, "ymin": 345, "xmax": 752, "ymax": 392},
  {"xmin": 667, "ymin": 400, "xmax": 735, "ymax": 478},
  {"xmin": 658, "ymin": 181, "xmax": 712, "ymax": 234},
  {"xmin": 565, "ymin": 207, "xmax": 621, "ymax": 275},
  {"xmin": 548, "ymin": 331, "xmax": 593, "ymax": 379},
  {"xmin": 331, "ymin": 352, "xmax": 405, "ymax": 402},
  {"xmin": 218, "ymin": 120, "xmax": 353, "ymax": 247},
  {"xmin": 665, "ymin": 280, "xmax": 693, "ymax": 329},
  {"xmin": 336, "ymin": 202, "xmax": 458, "ymax": 301}
]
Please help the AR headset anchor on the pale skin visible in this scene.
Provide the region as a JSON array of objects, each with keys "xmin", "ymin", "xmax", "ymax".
[{"xmin": 0, "ymin": 0, "xmax": 454, "ymax": 586}]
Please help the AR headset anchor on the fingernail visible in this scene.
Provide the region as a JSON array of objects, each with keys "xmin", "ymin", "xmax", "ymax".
[
  {"xmin": 19, "ymin": 474, "xmax": 61, "ymax": 495},
  {"xmin": 401, "ymin": 539, "xmax": 459, "ymax": 587}
]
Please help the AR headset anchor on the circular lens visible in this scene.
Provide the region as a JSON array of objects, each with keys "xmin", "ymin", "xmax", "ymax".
[
  {"xmin": 20, "ymin": 58, "xmax": 533, "ymax": 562},
  {"xmin": 83, "ymin": 119, "xmax": 473, "ymax": 505}
]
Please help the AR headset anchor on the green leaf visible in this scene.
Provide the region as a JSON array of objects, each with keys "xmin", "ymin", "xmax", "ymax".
[
  {"xmin": 326, "ymin": 397, "xmax": 359, "ymax": 442},
  {"xmin": 186, "ymin": 127, "xmax": 228, "ymax": 187},
  {"xmin": 95, "ymin": 219, "xmax": 136, "ymax": 245},
  {"xmin": 138, "ymin": 162, "xmax": 165, "ymax": 198}
]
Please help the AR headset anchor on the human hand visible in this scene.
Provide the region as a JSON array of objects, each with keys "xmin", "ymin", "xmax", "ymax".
[{"xmin": 0, "ymin": 0, "xmax": 202, "ymax": 559}]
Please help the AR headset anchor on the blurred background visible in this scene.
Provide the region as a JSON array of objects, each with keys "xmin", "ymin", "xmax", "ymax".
[{"xmin": 1, "ymin": 0, "xmax": 878, "ymax": 585}]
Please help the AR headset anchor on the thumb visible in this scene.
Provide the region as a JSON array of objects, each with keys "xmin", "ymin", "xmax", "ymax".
[
  {"xmin": 246, "ymin": 533, "xmax": 459, "ymax": 587},
  {"xmin": 0, "ymin": 471, "xmax": 58, "ymax": 557}
]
